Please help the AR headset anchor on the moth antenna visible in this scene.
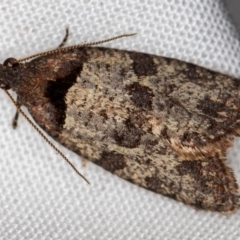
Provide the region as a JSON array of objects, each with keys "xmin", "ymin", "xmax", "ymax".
[
  {"xmin": 17, "ymin": 33, "xmax": 137, "ymax": 62},
  {"xmin": 4, "ymin": 89, "xmax": 90, "ymax": 184}
]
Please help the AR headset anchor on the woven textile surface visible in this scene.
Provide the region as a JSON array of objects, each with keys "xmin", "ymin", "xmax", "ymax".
[{"xmin": 0, "ymin": 0, "xmax": 240, "ymax": 239}]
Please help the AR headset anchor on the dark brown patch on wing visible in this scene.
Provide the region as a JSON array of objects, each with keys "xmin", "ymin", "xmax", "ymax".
[
  {"xmin": 126, "ymin": 82, "xmax": 154, "ymax": 110},
  {"xmin": 176, "ymin": 160, "xmax": 203, "ymax": 177},
  {"xmin": 129, "ymin": 52, "xmax": 157, "ymax": 76},
  {"xmin": 145, "ymin": 175, "xmax": 179, "ymax": 198},
  {"xmin": 197, "ymin": 95, "xmax": 226, "ymax": 118},
  {"xmin": 181, "ymin": 62, "xmax": 217, "ymax": 86},
  {"xmin": 232, "ymin": 78, "xmax": 240, "ymax": 88},
  {"xmin": 145, "ymin": 176, "xmax": 165, "ymax": 191},
  {"xmin": 95, "ymin": 151, "xmax": 127, "ymax": 172},
  {"xmin": 45, "ymin": 66, "xmax": 82, "ymax": 128},
  {"xmin": 113, "ymin": 119, "xmax": 144, "ymax": 148},
  {"xmin": 183, "ymin": 63, "xmax": 200, "ymax": 80}
]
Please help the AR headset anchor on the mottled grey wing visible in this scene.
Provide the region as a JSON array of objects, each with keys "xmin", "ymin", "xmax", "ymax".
[
  {"xmin": 21, "ymin": 47, "xmax": 239, "ymax": 212},
  {"xmin": 57, "ymin": 48, "xmax": 239, "ymax": 212}
]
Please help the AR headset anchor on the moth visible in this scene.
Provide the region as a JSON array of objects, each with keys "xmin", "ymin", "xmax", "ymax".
[{"xmin": 0, "ymin": 31, "xmax": 239, "ymax": 213}]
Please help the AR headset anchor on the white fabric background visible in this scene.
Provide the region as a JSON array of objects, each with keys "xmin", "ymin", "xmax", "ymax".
[{"xmin": 0, "ymin": 0, "xmax": 240, "ymax": 239}]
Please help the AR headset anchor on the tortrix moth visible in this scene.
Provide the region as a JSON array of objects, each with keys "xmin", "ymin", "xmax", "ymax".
[{"xmin": 0, "ymin": 30, "xmax": 239, "ymax": 213}]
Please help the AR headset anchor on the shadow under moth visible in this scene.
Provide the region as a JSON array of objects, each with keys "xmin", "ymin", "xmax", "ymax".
[{"xmin": 0, "ymin": 31, "xmax": 239, "ymax": 213}]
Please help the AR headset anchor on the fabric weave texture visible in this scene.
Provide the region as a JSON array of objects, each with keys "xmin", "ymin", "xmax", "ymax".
[{"xmin": 0, "ymin": 0, "xmax": 240, "ymax": 239}]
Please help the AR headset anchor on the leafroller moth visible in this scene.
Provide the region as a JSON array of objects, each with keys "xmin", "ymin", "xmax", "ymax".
[{"xmin": 0, "ymin": 30, "xmax": 239, "ymax": 213}]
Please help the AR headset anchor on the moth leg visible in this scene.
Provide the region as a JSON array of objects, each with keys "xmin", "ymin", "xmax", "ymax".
[
  {"xmin": 57, "ymin": 28, "xmax": 69, "ymax": 48},
  {"xmin": 12, "ymin": 96, "xmax": 21, "ymax": 129}
]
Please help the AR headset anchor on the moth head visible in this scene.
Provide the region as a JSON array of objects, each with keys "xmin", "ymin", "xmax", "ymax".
[{"xmin": 0, "ymin": 58, "xmax": 19, "ymax": 90}]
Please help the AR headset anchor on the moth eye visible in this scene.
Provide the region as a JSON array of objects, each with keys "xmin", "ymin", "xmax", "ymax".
[{"xmin": 3, "ymin": 58, "xmax": 19, "ymax": 68}]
